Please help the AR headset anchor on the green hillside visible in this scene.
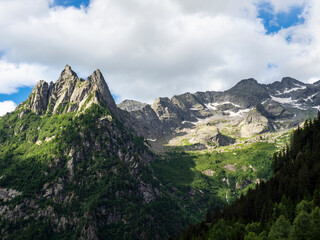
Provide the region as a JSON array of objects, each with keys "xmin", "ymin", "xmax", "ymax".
[{"xmin": 177, "ymin": 114, "xmax": 320, "ymax": 240}]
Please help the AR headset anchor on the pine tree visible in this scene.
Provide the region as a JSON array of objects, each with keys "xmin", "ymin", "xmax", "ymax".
[
  {"xmin": 291, "ymin": 210, "xmax": 315, "ymax": 240},
  {"xmin": 268, "ymin": 215, "xmax": 292, "ymax": 240}
]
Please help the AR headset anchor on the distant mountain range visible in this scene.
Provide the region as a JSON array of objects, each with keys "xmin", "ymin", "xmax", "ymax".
[
  {"xmin": 117, "ymin": 76, "xmax": 319, "ymax": 146},
  {"xmin": 17, "ymin": 65, "xmax": 319, "ymax": 150},
  {"xmin": 23, "ymin": 65, "xmax": 318, "ymax": 141},
  {"xmin": 0, "ymin": 65, "xmax": 318, "ymax": 239}
]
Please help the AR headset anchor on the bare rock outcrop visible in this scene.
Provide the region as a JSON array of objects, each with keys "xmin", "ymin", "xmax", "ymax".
[
  {"xmin": 118, "ymin": 100, "xmax": 147, "ymax": 112},
  {"xmin": 20, "ymin": 65, "xmax": 116, "ymax": 116},
  {"xmin": 240, "ymin": 108, "xmax": 271, "ymax": 138},
  {"xmin": 25, "ymin": 80, "xmax": 49, "ymax": 114}
]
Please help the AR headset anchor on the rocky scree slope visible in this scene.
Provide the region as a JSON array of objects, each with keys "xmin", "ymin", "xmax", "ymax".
[{"xmin": 0, "ymin": 66, "xmax": 189, "ymax": 240}]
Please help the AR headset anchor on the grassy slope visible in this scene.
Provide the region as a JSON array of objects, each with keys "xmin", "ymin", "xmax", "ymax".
[
  {"xmin": 151, "ymin": 141, "xmax": 284, "ymax": 222},
  {"xmin": 0, "ymin": 106, "xmax": 191, "ymax": 239}
]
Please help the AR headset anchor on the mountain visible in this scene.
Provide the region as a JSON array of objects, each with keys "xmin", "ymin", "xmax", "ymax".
[
  {"xmin": 24, "ymin": 65, "xmax": 117, "ymax": 115},
  {"xmin": 177, "ymin": 114, "xmax": 320, "ymax": 240},
  {"xmin": 120, "ymin": 76, "xmax": 319, "ymax": 144},
  {"xmin": 1, "ymin": 65, "xmax": 319, "ymax": 239},
  {"xmin": 0, "ymin": 66, "xmax": 190, "ymax": 239},
  {"xmin": 117, "ymin": 100, "xmax": 147, "ymax": 112}
]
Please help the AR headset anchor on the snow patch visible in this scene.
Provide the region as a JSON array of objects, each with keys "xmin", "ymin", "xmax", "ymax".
[
  {"xmin": 205, "ymin": 101, "xmax": 241, "ymax": 110},
  {"xmin": 305, "ymin": 93, "xmax": 318, "ymax": 102},
  {"xmin": 270, "ymin": 95, "xmax": 307, "ymax": 110},
  {"xmin": 224, "ymin": 108, "xmax": 251, "ymax": 117},
  {"xmin": 147, "ymin": 139, "xmax": 157, "ymax": 142},
  {"xmin": 276, "ymin": 84, "xmax": 307, "ymax": 95},
  {"xmin": 194, "ymin": 118, "xmax": 206, "ymax": 124},
  {"xmin": 270, "ymin": 95, "xmax": 296, "ymax": 104}
]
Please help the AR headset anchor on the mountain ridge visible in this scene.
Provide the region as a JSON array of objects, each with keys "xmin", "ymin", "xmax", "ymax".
[
  {"xmin": 119, "ymin": 76, "xmax": 320, "ymax": 140},
  {"xmin": 1, "ymin": 65, "xmax": 318, "ymax": 239},
  {"xmin": 20, "ymin": 65, "xmax": 320, "ymax": 142},
  {"xmin": 0, "ymin": 67, "xmax": 191, "ymax": 239},
  {"xmin": 21, "ymin": 65, "xmax": 117, "ymax": 117}
]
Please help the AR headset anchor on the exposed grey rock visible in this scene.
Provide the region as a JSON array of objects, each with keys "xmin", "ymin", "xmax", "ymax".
[
  {"xmin": 213, "ymin": 132, "xmax": 236, "ymax": 146},
  {"xmin": 224, "ymin": 78, "xmax": 270, "ymax": 108},
  {"xmin": 25, "ymin": 80, "xmax": 49, "ymax": 114},
  {"xmin": 126, "ymin": 105, "xmax": 164, "ymax": 138},
  {"xmin": 79, "ymin": 222, "xmax": 98, "ymax": 240},
  {"xmin": 192, "ymin": 125, "xmax": 235, "ymax": 147},
  {"xmin": 21, "ymin": 65, "xmax": 320, "ymax": 141},
  {"xmin": 259, "ymin": 101, "xmax": 294, "ymax": 119},
  {"xmin": 87, "ymin": 69, "xmax": 117, "ymax": 111},
  {"xmin": 240, "ymin": 108, "xmax": 271, "ymax": 138},
  {"xmin": 118, "ymin": 99, "xmax": 148, "ymax": 112},
  {"xmin": 0, "ymin": 188, "xmax": 22, "ymax": 201},
  {"xmin": 266, "ymin": 77, "xmax": 306, "ymax": 96},
  {"xmin": 21, "ymin": 65, "xmax": 116, "ymax": 116},
  {"xmin": 171, "ymin": 92, "xmax": 211, "ymax": 120},
  {"xmin": 139, "ymin": 182, "xmax": 155, "ymax": 203},
  {"xmin": 151, "ymin": 97, "xmax": 183, "ymax": 131}
]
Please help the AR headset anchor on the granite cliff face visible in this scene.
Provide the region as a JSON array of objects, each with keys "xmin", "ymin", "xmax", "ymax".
[
  {"xmin": 240, "ymin": 107, "xmax": 271, "ymax": 138},
  {"xmin": 23, "ymin": 65, "xmax": 116, "ymax": 116},
  {"xmin": 26, "ymin": 80, "xmax": 49, "ymax": 114}
]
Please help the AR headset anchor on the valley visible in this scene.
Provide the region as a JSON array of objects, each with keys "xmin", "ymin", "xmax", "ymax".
[
  {"xmin": 148, "ymin": 116, "xmax": 293, "ymax": 222},
  {"xmin": 0, "ymin": 65, "xmax": 318, "ymax": 239}
]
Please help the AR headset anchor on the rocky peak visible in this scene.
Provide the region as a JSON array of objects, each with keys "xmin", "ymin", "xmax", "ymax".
[
  {"xmin": 59, "ymin": 65, "xmax": 78, "ymax": 81},
  {"xmin": 312, "ymin": 80, "xmax": 320, "ymax": 86},
  {"xmin": 236, "ymin": 78, "xmax": 258, "ymax": 85},
  {"xmin": 118, "ymin": 100, "xmax": 148, "ymax": 112},
  {"xmin": 22, "ymin": 66, "xmax": 116, "ymax": 115},
  {"xmin": 87, "ymin": 69, "xmax": 116, "ymax": 110},
  {"xmin": 281, "ymin": 77, "xmax": 304, "ymax": 85},
  {"xmin": 229, "ymin": 78, "xmax": 261, "ymax": 92},
  {"xmin": 25, "ymin": 80, "xmax": 49, "ymax": 114},
  {"xmin": 225, "ymin": 78, "xmax": 270, "ymax": 107},
  {"xmin": 267, "ymin": 77, "xmax": 306, "ymax": 94}
]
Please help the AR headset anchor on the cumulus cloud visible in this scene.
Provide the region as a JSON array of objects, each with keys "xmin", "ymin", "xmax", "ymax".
[
  {"xmin": 0, "ymin": 0, "xmax": 319, "ymax": 103},
  {"xmin": 0, "ymin": 61, "xmax": 56, "ymax": 94},
  {"xmin": 0, "ymin": 101, "xmax": 17, "ymax": 116}
]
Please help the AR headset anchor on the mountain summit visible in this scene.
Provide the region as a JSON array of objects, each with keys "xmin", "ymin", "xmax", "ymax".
[
  {"xmin": 1, "ymin": 66, "xmax": 320, "ymax": 239},
  {"xmin": 23, "ymin": 65, "xmax": 116, "ymax": 116},
  {"xmin": 0, "ymin": 65, "xmax": 188, "ymax": 239},
  {"xmin": 21, "ymin": 66, "xmax": 320, "ymax": 140}
]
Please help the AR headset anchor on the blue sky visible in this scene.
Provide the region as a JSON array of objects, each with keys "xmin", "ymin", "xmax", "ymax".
[
  {"xmin": 257, "ymin": 2, "xmax": 305, "ymax": 35},
  {"xmin": 51, "ymin": 0, "xmax": 89, "ymax": 8},
  {"xmin": 0, "ymin": 87, "xmax": 33, "ymax": 105}
]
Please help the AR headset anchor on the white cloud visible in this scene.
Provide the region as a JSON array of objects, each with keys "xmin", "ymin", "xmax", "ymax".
[
  {"xmin": 0, "ymin": 61, "xmax": 56, "ymax": 94},
  {"xmin": 0, "ymin": 0, "xmax": 319, "ymax": 104},
  {"xmin": 266, "ymin": 0, "xmax": 308, "ymax": 12},
  {"xmin": 0, "ymin": 101, "xmax": 17, "ymax": 116}
]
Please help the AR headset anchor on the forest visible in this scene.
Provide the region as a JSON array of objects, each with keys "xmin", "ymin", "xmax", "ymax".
[{"xmin": 176, "ymin": 113, "xmax": 320, "ymax": 240}]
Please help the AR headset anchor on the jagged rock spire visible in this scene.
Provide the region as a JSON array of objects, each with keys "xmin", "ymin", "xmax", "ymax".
[
  {"xmin": 59, "ymin": 65, "xmax": 78, "ymax": 80},
  {"xmin": 87, "ymin": 69, "xmax": 116, "ymax": 110},
  {"xmin": 25, "ymin": 80, "xmax": 49, "ymax": 114},
  {"xmin": 22, "ymin": 65, "xmax": 117, "ymax": 115}
]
